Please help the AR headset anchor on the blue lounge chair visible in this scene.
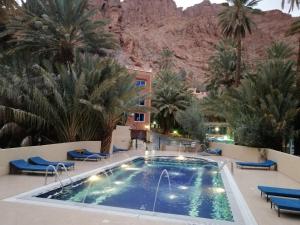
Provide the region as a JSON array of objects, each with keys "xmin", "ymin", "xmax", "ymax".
[
  {"xmin": 10, "ymin": 160, "xmax": 58, "ymax": 175},
  {"xmin": 82, "ymin": 149, "xmax": 110, "ymax": 158},
  {"xmin": 67, "ymin": 151, "xmax": 101, "ymax": 161},
  {"xmin": 206, "ymin": 148, "xmax": 222, "ymax": 156},
  {"xmin": 28, "ymin": 156, "xmax": 75, "ymax": 170},
  {"xmin": 270, "ymin": 197, "xmax": 300, "ymax": 217},
  {"xmin": 236, "ymin": 160, "xmax": 277, "ymax": 170},
  {"xmin": 258, "ymin": 186, "xmax": 300, "ymax": 200},
  {"xmin": 113, "ymin": 145, "xmax": 128, "ymax": 153}
]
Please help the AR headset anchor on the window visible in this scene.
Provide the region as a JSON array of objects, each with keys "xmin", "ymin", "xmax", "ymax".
[
  {"xmin": 137, "ymin": 98, "xmax": 145, "ymax": 106},
  {"xmin": 134, "ymin": 113, "xmax": 145, "ymax": 122},
  {"xmin": 136, "ymin": 80, "xmax": 146, "ymax": 87}
]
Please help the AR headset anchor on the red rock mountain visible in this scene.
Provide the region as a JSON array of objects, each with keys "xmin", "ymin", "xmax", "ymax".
[{"xmin": 90, "ymin": 0, "xmax": 298, "ymax": 83}]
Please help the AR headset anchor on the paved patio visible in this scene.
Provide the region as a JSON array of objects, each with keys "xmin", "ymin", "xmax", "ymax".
[{"xmin": 0, "ymin": 150, "xmax": 299, "ymax": 225}]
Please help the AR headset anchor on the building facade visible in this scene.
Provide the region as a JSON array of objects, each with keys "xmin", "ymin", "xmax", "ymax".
[{"xmin": 126, "ymin": 67, "xmax": 152, "ymax": 141}]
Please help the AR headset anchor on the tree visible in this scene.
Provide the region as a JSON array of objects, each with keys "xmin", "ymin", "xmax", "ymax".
[
  {"xmin": 79, "ymin": 59, "xmax": 138, "ymax": 152},
  {"xmin": 202, "ymin": 43, "xmax": 299, "ymax": 151},
  {"xmin": 152, "ymin": 70, "xmax": 192, "ymax": 134},
  {"xmin": 282, "ymin": 0, "xmax": 300, "ymax": 12},
  {"xmin": 0, "ymin": 54, "xmax": 137, "ymax": 151},
  {"xmin": 176, "ymin": 101, "xmax": 206, "ymax": 143},
  {"xmin": 206, "ymin": 39, "xmax": 237, "ymax": 92},
  {"xmin": 159, "ymin": 48, "xmax": 175, "ymax": 71},
  {"xmin": 218, "ymin": 0, "xmax": 260, "ymax": 87},
  {"xmin": 266, "ymin": 41, "xmax": 294, "ymax": 60},
  {"xmin": 1, "ymin": 0, "xmax": 116, "ymax": 64},
  {"xmin": 285, "ymin": 20, "xmax": 300, "ymax": 89}
]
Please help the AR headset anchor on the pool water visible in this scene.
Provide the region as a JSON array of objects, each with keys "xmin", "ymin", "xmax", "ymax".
[{"xmin": 37, "ymin": 157, "xmax": 234, "ymax": 221}]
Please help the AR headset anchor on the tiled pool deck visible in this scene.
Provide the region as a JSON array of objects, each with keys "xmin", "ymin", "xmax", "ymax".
[{"xmin": 0, "ymin": 150, "xmax": 299, "ymax": 225}]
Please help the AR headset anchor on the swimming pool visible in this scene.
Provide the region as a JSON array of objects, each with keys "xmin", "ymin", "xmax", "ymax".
[{"xmin": 35, "ymin": 156, "xmax": 234, "ymax": 222}]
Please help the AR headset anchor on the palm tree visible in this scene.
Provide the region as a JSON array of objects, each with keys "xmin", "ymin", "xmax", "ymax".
[
  {"xmin": 282, "ymin": 0, "xmax": 300, "ymax": 12},
  {"xmin": 202, "ymin": 47, "xmax": 299, "ymax": 151},
  {"xmin": 79, "ymin": 59, "xmax": 139, "ymax": 152},
  {"xmin": 266, "ymin": 41, "xmax": 294, "ymax": 60},
  {"xmin": 0, "ymin": 54, "xmax": 137, "ymax": 151},
  {"xmin": 2, "ymin": 0, "xmax": 116, "ymax": 64},
  {"xmin": 206, "ymin": 39, "xmax": 237, "ymax": 92},
  {"xmin": 285, "ymin": 20, "xmax": 300, "ymax": 88},
  {"xmin": 152, "ymin": 70, "xmax": 191, "ymax": 134},
  {"xmin": 159, "ymin": 48, "xmax": 175, "ymax": 71},
  {"xmin": 218, "ymin": 0, "xmax": 260, "ymax": 87}
]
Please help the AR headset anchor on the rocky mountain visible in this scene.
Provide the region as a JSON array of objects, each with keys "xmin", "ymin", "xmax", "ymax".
[{"xmin": 90, "ymin": 0, "xmax": 298, "ymax": 83}]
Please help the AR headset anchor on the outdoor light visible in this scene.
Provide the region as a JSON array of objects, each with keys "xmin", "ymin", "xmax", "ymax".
[
  {"xmin": 145, "ymin": 125, "xmax": 150, "ymax": 130},
  {"xmin": 153, "ymin": 121, "xmax": 157, "ymax": 125},
  {"xmin": 215, "ymin": 127, "xmax": 220, "ymax": 132}
]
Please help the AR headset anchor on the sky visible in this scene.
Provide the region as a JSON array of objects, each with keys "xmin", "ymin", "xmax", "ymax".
[{"xmin": 174, "ymin": 0, "xmax": 300, "ymax": 17}]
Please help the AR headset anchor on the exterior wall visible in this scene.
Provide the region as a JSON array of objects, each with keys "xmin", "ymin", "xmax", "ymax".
[
  {"xmin": 267, "ymin": 150, "xmax": 300, "ymax": 182},
  {"xmin": 110, "ymin": 125, "xmax": 131, "ymax": 154},
  {"xmin": 0, "ymin": 141, "xmax": 101, "ymax": 176},
  {"xmin": 210, "ymin": 142, "xmax": 261, "ymax": 162},
  {"xmin": 126, "ymin": 68, "xmax": 152, "ymax": 140},
  {"xmin": 210, "ymin": 142, "xmax": 300, "ymax": 182}
]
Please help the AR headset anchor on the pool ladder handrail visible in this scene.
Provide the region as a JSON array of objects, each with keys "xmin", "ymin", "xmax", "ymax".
[
  {"xmin": 55, "ymin": 163, "xmax": 75, "ymax": 187},
  {"xmin": 44, "ymin": 165, "xmax": 64, "ymax": 191}
]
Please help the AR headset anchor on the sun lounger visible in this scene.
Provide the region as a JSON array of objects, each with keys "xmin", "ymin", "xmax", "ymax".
[
  {"xmin": 270, "ymin": 197, "xmax": 300, "ymax": 217},
  {"xmin": 28, "ymin": 156, "xmax": 75, "ymax": 170},
  {"xmin": 82, "ymin": 149, "xmax": 110, "ymax": 158},
  {"xmin": 258, "ymin": 186, "xmax": 300, "ymax": 200},
  {"xmin": 10, "ymin": 160, "xmax": 58, "ymax": 175},
  {"xmin": 206, "ymin": 148, "xmax": 222, "ymax": 156},
  {"xmin": 236, "ymin": 160, "xmax": 277, "ymax": 170},
  {"xmin": 113, "ymin": 145, "xmax": 128, "ymax": 153},
  {"xmin": 67, "ymin": 151, "xmax": 101, "ymax": 161}
]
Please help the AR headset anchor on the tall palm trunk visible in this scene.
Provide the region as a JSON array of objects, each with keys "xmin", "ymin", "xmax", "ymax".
[
  {"xmin": 235, "ymin": 35, "xmax": 242, "ymax": 87},
  {"xmin": 297, "ymin": 36, "xmax": 300, "ymax": 89},
  {"xmin": 101, "ymin": 129, "xmax": 113, "ymax": 153}
]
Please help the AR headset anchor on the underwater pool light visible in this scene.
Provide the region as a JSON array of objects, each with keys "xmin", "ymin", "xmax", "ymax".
[
  {"xmin": 176, "ymin": 155, "xmax": 185, "ymax": 161},
  {"xmin": 214, "ymin": 187, "xmax": 225, "ymax": 193},
  {"xmin": 88, "ymin": 175, "xmax": 100, "ymax": 182},
  {"xmin": 178, "ymin": 185, "xmax": 188, "ymax": 190},
  {"xmin": 114, "ymin": 181, "xmax": 124, "ymax": 185},
  {"xmin": 168, "ymin": 194, "xmax": 177, "ymax": 200},
  {"xmin": 121, "ymin": 164, "xmax": 129, "ymax": 168}
]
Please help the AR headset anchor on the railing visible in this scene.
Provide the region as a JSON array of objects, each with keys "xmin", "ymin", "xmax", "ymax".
[
  {"xmin": 44, "ymin": 165, "xmax": 64, "ymax": 191},
  {"xmin": 56, "ymin": 163, "xmax": 74, "ymax": 187}
]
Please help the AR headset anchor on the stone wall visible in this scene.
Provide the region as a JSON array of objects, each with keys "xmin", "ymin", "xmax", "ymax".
[
  {"xmin": 210, "ymin": 142, "xmax": 300, "ymax": 183},
  {"xmin": 0, "ymin": 141, "xmax": 101, "ymax": 176}
]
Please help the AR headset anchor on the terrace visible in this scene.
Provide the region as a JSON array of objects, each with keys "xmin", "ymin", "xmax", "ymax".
[{"xmin": 0, "ymin": 141, "xmax": 299, "ymax": 225}]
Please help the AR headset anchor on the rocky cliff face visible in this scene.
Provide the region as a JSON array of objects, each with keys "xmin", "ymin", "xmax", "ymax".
[{"xmin": 90, "ymin": 0, "xmax": 298, "ymax": 83}]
